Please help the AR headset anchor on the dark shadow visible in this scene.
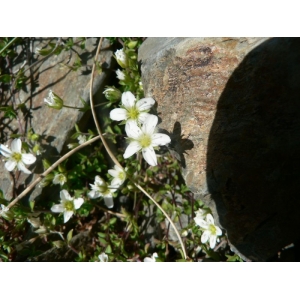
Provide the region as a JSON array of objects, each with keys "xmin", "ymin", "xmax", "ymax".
[
  {"xmin": 206, "ymin": 38, "xmax": 300, "ymax": 261},
  {"xmin": 165, "ymin": 121, "xmax": 194, "ymax": 168}
]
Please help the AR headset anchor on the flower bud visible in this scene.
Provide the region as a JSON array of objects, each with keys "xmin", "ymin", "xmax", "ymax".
[
  {"xmin": 44, "ymin": 90, "xmax": 64, "ymax": 110},
  {"xmin": 103, "ymin": 86, "xmax": 122, "ymax": 102},
  {"xmin": 114, "ymin": 49, "xmax": 128, "ymax": 68}
]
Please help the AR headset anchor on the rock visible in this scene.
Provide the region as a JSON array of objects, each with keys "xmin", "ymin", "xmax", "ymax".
[
  {"xmin": 139, "ymin": 37, "xmax": 300, "ymax": 261},
  {"xmin": 0, "ymin": 38, "xmax": 114, "ymax": 202}
]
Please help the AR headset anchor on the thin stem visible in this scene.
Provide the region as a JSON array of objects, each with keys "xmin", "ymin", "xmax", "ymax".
[
  {"xmin": 0, "ymin": 37, "xmax": 18, "ymax": 56},
  {"xmin": 89, "ymin": 38, "xmax": 187, "ymax": 259},
  {"xmin": 7, "ymin": 136, "xmax": 101, "ymax": 209}
]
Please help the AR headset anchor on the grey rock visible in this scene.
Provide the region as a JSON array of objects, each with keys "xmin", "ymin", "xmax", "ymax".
[
  {"xmin": 0, "ymin": 38, "xmax": 114, "ymax": 202},
  {"xmin": 139, "ymin": 37, "xmax": 300, "ymax": 261}
]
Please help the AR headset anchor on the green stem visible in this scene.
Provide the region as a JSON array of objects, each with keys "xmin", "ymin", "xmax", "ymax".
[{"xmin": 0, "ymin": 37, "xmax": 18, "ymax": 56}]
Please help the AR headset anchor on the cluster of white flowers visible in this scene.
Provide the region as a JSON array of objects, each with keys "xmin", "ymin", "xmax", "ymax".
[
  {"xmin": 0, "ymin": 138, "xmax": 36, "ymax": 174},
  {"xmin": 88, "ymin": 165, "xmax": 126, "ymax": 209},
  {"xmin": 193, "ymin": 208, "xmax": 222, "ymax": 249},
  {"xmin": 109, "ymin": 75, "xmax": 171, "ymax": 166}
]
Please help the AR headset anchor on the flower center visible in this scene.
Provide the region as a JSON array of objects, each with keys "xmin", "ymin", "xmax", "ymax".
[
  {"xmin": 64, "ymin": 200, "xmax": 74, "ymax": 211},
  {"xmin": 139, "ymin": 134, "xmax": 152, "ymax": 148},
  {"xmin": 127, "ymin": 106, "xmax": 139, "ymax": 120},
  {"xmin": 11, "ymin": 152, "xmax": 22, "ymax": 162},
  {"xmin": 209, "ymin": 224, "xmax": 217, "ymax": 235},
  {"xmin": 118, "ymin": 172, "xmax": 125, "ymax": 180},
  {"xmin": 96, "ymin": 182, "xmax": 108, "ymax": 193}
]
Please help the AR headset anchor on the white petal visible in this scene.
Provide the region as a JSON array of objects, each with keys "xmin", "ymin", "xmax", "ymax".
[
  {"xmin": 11, "ymin": 139, "xmax": 22, "ymax": 153},
  {"xmin": 138, "ymin": 112, "xmax": 150, "ymax": 124},
  {"xmin": 5, "ymin": 160, "xmax": 16, "ymax": 171},
  {"xmin": 196, "ymin": 218, "xmax": 208, "ymax": 229},
  {"xmin": 74, "ymin": 198, "xmax": 84, "ymax": 209},
  {"xmin": 142, "ymin": 147, "xmax": 157, "ymax": 166},
  {"xmin": 22, "ymin": 153, "xmax": 36, "ymax": 165},
  {"xmin": 51, "ymin": 204, "xmax": 64, "ymax": 213},
  {"xmin": 142, "ymin": 114, "xmax": 158, "ymax": 135},
  {"xmin": 108, "ymin": 169, "xmax": 118, "ymax": 177},
  {"xmin": 121, "ymin": 91, "xmax": 136, "ymax": 107},
  {"xmin": 60, "ymin": 190, "xmax": 72, "ymax": 201},
  {"xmin": 151, "ymin": 133, "xmax": 171, "ymax": 147},
  {"xmin": 206, "ymin": 214, "xmax": 215, "ymax": 225},
  {"xmin": 111, "ymin": 178, "xmax": 122, "ymax": 186},
  {"xmin": 63, "ymin": 211, "xmax": 73, "ymax": 223},
  {"xmin": 125, "ymin": 120, "xmax": 142, "ymax": 139},
  {"xmin": 104, "ymin": 196, "xmax": 114, "ymax": 208},
  {"xmin": 201, "ymin": 230, "xmax": 210, "ymax": 244},
  {"xmin": 88, "ymin": 190, "xmax": 100, "ymax": 199},
  {"xmin": 110, "ymin": 108, "xmax": 128, "ymax": 121},
  {"xmin": 209, "ymin": 235, "xmax": 217, "ymax": 249},
  {"xmin": 98, "ymin": 253, "xmax": 108, "ymax": 262},
  {"xmin": 0, "ymin": 144, "xmax": 12, "ymax": 157},
  {"xmin": 123, "ymin": 141, "xmax": 141, "ymax": 159},
  {"xmin": 95, "ymin": 176, "xmax": 105, "ymax": 186},
  {"xmin": 144, "ymin": 257, "xmax": 155, "ymax": 262},
  {"xmin": 216, "ymin": 226, "xmax": 222, "ymax": 236},
  {"xmin": 17, "ymin": 162, "xmax": 31, "ymax": 174},
  {"xmin": 136, "ymin": 97, "xmax": 155, "ymax": 110}
]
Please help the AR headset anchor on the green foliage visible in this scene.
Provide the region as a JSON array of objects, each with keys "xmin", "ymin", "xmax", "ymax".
[{"xmin": 0, "ymin": 37, "xmax": 236, "ymax": 263}]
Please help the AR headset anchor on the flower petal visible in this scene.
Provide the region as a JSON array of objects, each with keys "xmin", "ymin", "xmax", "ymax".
[
  {"xmin": 108, "ymin": 169, "xmax": 118, "ymax": 177},
  {"xmin": 216, "ymin": 226, "xmax": 222, "ymax": 236},
  {"xmin": 17, "ymin": 162, "xmax": 31, "ymax": 174},
  {"xmin": 11, "ymin": 139, "xmax": 22, "ymax": 153},
  {"xmin": 142, "ymin": 114, "xmax": 158, "ymax": 135},
  {"xmin": 5, "ymin": 160, "xmax": 16, "ymax": 171},
  {"xmin": 110, "ymin": 108, "xmax": 128, "ymax": 121},
  {"xmin": 88, "ymin": 190, "xmax": 100, "ymax": 199},
  {"xmin": 63, "ymin": 211, "xmax": 73, "ymax": 223},
  {"xmin": 22, "ymin": 153, "xmax": 36, "ymax": 165},
  {"xmin": 123, "ymin": 141, "xmax": 142, "ymax": 159},
  {"xmin": 151, "ymin": 133, "xmax": 171, "ymax": 147},
  {"xmin": 209, "ymin": 235, "xmax": 217, "ymax": 249},
  {"xmin": 206, "ymin": 214, "xmax": 215, "ymax": 225},
  {"xmin": 111, "ymin": 178, "xmax": 122, "ymax": 186},
  {"xmin": 51, "ymin": 204, "xmax": 64, "ymax": 213},
  {"xmin": 95, "ymin": 176, "xmax": 105, "ymax": 186},
  {"xmin": 104, "ymin": 196, "xmax": 114, "ymax": 208},
  {"xmin": 196, "ymin": 218, "xmax": 208, "ymax": 229},
  {"xmin": 138, "ymin": 112, "xmax": 151, "ymax": 124},
  {"xmin": 142, "ymin": 147, "xmax": 157, "ymax": 166},
  {"xmin": 121, "ymin": 91, "xmax": 136, "ymax": 108},
  {"xmin": 0, "ymin": 144, "xmax": 12, "ymax": 157},
  {"xmin": 201, "ymin": 230, "xmax": 210, "ymax": 244},
  {"xmin": 60, "ymin": 190, "xmax": 72, "ymax": 201},
  {"xmin": 74, "ymin": 198, "xmax": 84, "ymax": 209},
  {"xmin": 136, "ymin": 97, "xmax": 155, "ymax": 110},
  {"xmin": 125, "ymin": 120, "xmax": 142, "ymax": 139}
]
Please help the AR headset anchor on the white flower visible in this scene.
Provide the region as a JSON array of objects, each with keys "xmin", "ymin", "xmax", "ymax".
[
  {"xmin": 193, "ymin": 208, "xmax": 207, "ymax": 226},
  {"xmin": 88, "ymin": 176, "xmax": 118, "ymax": 208},
  {"xmin": 44, "ymin": 90, "xmax": 63, "ymax": 109},
  {"xmin": 77, "ymin": 135, "xmax": 86, "ymax": 145},
  {"xmin": 116, "ymin": 69, "xmax": 125, "ymax": 81},
  {"xmin": 123, "ymin": 114, "xmax": 171, "ymax": 166},
  {"xmin": 109, "ymin": 91, "xmax": 155, "ymax": 125},
  {"xmin": 197, "ymin": 213, "xmax": 222, "ymax": 249},
  {"xmin": 53, "ymin": 173, "xmax": 67, "ymax": 186},
  {"xmin": 0, "ymin": 138, "xmax": 36, "ymax": 174},
  {"xmin": 51, "ymin": 190, "xmax": 84, "ymax": 223},
  {"xmin": 108, "ymin": 165, "xmax": 126, "ymax": 186},
  {"xmin": 144, "ymin": 252, "xmax": 158, "ymax": 262},
  {"xmin": 98, "ymin": 253, "xmax": 108, "ymax": 262},
  {"xmin": 0, "ymin": 204, "xmax": 9, "ymax": 218},
  {"xmin": 115, "ymin": 49, "xmax": 128, "ymax": 68}
]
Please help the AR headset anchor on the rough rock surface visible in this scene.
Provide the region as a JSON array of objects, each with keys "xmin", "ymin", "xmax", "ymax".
[
  {"xmin": 0, "ymin": 38, "xmax": 114, "ymax": 201},
  {"xmin": 139, "ymin": 37, "xmax": 300, "ymax": 261}
]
